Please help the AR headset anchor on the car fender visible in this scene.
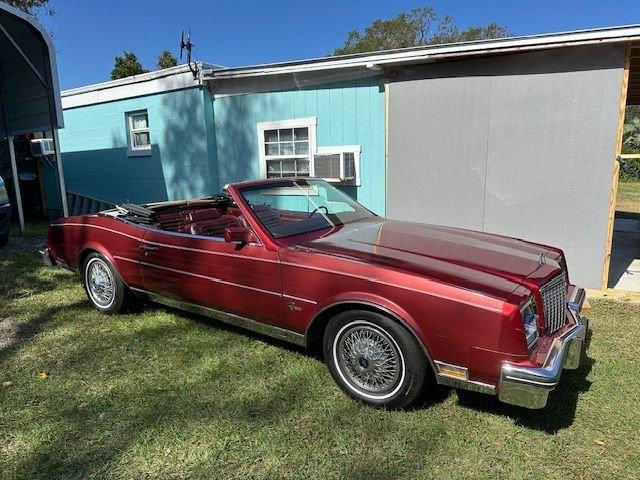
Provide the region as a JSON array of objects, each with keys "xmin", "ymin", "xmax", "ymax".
[
  {"xmin": 77, "ymin": 240, "xmax": 118, "ymax": 272},
  {"xmin": 308, "ymin": 290, "xmax": 437, "ymax": 370}
]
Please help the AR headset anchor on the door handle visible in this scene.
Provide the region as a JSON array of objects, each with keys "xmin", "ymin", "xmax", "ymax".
[{"xmin": 139, "ymin": 244, "xmax": 159, "ymax": 254}]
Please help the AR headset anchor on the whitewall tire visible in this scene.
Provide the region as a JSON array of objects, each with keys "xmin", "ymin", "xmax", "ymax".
[{"xmin": 323, "ymin": 310, "xmax": 429, "ymax": 409}]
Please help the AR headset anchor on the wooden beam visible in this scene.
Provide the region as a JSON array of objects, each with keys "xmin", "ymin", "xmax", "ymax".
[{"xmin": 601, "ymin": 43, "xmax": 631, "ymax": 290}]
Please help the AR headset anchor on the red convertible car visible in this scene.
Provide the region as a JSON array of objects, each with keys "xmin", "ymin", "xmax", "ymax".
[{"xmin": 42, "ymin": 178, "xmax": 588, "ymax": 409}]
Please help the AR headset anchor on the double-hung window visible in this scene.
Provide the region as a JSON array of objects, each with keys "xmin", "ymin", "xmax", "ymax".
[
  {"xmin": 127, "ymin": 110, "xmax": 151, "ymax": 155},
  {"xmin": 258, "ymin": 118, "xmax": 316, "ymax": 178}
]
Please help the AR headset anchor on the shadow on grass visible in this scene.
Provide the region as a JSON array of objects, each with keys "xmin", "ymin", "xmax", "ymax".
[
  {"xmin": 3, "ymin": 301, "xmax": 337, "ymax": 479},
  {"xmin": 454, "ymin": 350, "xmax": 595, "ymax": 434},
  {"xmin": 147, "ymin": 302, "xmax": 455, "ymax": 410},
  {"xmin": 0, "ymin": 250, "xmax": 75, "ymax": 306}
]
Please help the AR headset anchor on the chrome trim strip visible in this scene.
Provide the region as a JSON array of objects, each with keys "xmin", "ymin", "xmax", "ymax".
[
  {"xmin": 436, "ymin": 375, "xmax": 496, "ymax": 395},
  {"xmin": 131, "ymin": 288, "xmax": 306, "ymax": 346},
  {"xmin": 54, "ymin": 222, "xmax": 141, "ymax": 240},
  {"xmin": 142, "ymin": 238, "xmax": 278, "ymax": 263},
  {"xmin": 137, "ymin": 259, "xmax": 281, "ymax": 297},
  {"xmin": 283, "ymin": 293, "xmax": 317, "ymax": 305},
  {"xmin": 113, "ymin": 255, "xmax": 138, "ymax": 264}
]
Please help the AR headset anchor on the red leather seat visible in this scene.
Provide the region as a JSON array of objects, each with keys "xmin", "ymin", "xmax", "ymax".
[
  {"xmin": 186, "ymin": 213, "xmax": 242, "ymax": 237},
  {"xmin": 185, "ymin": 208, "xmax": 224, "ymax": 223}
]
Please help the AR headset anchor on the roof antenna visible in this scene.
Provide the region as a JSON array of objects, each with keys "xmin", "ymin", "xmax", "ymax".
[{"xmin": 180, "ymin": 28, "xmax": 199, "ymax": 79}]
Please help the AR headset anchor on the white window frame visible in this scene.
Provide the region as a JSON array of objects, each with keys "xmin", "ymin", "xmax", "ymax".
[
  {"xmin": 316, "ymin": 145, "xmax": 362, "ymax": 186},
  {"xmin": 127, "ymin": 110, "xmax": 151, "ymax": 157},
  {"xmin": 257, "ymin": 117, "xmax": 317, "ymax": 179}
]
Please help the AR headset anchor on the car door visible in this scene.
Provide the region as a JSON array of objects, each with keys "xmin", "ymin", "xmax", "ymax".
[{"xmin": 139, "ymin": 227, "xmax": 283, "ymax": 326}]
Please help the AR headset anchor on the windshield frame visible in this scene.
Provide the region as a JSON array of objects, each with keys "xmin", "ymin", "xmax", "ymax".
[{"xmin": 236, "ymin": 178, "xmax": 376, "ymax": 240}]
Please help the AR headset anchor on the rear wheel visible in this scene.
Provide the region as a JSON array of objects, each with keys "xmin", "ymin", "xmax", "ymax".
[
  {"xmin": 0, "ymin": 231, "xmax": 8, "ymax": 248},
  {"xmin": 82, "ymin": 252, "xmax": 132, "ymax": 314},
  {"xmin": 323, "ymin": 310, "xmax": 428, "ymax": 409}
]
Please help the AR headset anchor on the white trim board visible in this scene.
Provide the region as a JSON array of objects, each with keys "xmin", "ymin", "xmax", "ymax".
[
  {"xmin": 61, "ymin": 69, "xmax": 203, "ymax": 109},
  {"xmin": 204, "ymin": 25, "xmax": 640, "ymax": 80}
]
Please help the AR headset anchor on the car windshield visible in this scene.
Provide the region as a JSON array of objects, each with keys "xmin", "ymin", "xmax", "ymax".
[{"xmin": 239, "ymin": 179, "xmax": 375, "ymax": 238}]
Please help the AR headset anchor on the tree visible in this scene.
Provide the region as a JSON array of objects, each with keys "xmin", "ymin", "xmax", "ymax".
[
  {"xmin": 110, "ymin": 52, "xmax": 148, "ymax": 80},
  {"xmin": 156, "ymin": 50, "xmax": 178, "ymax": 69},
  {"xmin": 5, "ymin": 0, "xmax": 54, "ymax": 18},
  {"xmin": 623, "ymin": 106, "xmax": 640, "ymax": 154},
  {"xmin": 334, "ymin": 6, "xmax": 510, "ymax": 55}
]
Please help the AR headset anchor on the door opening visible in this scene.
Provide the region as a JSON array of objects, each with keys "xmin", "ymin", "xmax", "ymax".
[{"xmin": 607, "ymin": 44, "xmax": 640, "ymax": 291}]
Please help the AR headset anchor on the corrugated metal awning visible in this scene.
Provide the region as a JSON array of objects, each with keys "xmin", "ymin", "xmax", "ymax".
[{"xmin": 0, "ymin": 3, "xmax": 63, "ymax": 137}]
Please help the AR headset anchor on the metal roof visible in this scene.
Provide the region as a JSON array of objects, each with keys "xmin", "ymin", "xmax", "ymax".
[
  {"xmin": 58, "ymin": 24, "xmax": 640, "ymax": 106},
  {"xmin": 204, "ymin": 24, "xmax": 640, "ymax": 80},
  {"xmin": 61, "ymin": 62, "xmax": 223, "ymax": 97},
  {"xmin": 0, "ymin": 2, "xmax": 63, "ymax": 137}
]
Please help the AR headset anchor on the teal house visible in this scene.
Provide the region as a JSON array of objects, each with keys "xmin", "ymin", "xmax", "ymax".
[{"xmin": 53, "ymin": 62, "xmax": 386, "ymax": 216}]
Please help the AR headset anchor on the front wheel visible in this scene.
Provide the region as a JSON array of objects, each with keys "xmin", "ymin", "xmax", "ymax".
[
  {"xmin": 82, "ymin": 252, "xmax": 131, "ymax": 314},
  {"xmin": 323, "ymin": 310, "xmax": 429, "ymax": 409}
]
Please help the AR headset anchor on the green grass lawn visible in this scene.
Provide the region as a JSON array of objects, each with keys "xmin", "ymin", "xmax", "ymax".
[
  {"xmin": 616, "ymin": 180, "xmax": 640, "ymax": 215},
  {"xmin": 1, "ymin": 235, "xmax": 640, "ymax": 479}
]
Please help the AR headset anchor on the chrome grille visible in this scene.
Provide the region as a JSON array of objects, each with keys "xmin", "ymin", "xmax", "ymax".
[{"xmin": 540, "ymin": 274, "xmax": 567, "ymax": 335}]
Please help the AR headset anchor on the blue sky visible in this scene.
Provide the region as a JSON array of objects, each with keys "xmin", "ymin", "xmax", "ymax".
[{"xmin": 43, "ymin": 0, "xmax": 640, "ymax": 90}]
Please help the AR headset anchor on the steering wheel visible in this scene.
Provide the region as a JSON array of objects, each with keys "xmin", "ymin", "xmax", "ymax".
[{"xmin": 308, "ymin": 206, "xmax": 329, "ymax": 218}]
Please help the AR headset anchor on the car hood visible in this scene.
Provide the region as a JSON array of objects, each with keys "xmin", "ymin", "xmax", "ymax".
[{"xmin": 301, "ymin": 219, "xmax": 557, "ymax": 301}]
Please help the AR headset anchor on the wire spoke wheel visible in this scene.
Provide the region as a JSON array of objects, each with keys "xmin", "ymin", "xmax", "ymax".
[
  {"xmin": 334, "ymin": 321, "xmax": 405, "ymax": 399},
  {"xmin": 86, "ymin": 258, "xmax": 115, "ymax": 309}
]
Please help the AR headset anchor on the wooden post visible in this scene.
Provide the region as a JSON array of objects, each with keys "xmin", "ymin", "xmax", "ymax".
[
  {"xmin": 7, "ymin": 134, "xmax": 25, "ymax": 233},
  {"xmin": 601, "ymin": 43, "xmax": 632, "ymax": 290}
]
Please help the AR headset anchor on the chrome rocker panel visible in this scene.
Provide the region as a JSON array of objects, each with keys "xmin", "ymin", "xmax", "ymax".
[
  {"xmin": 131, "ymin": 288, "xmax": 307, "ymax": 347},
  {"xmin": 499, "ymin": 311, "xmax": 589, "ymax": 409}
]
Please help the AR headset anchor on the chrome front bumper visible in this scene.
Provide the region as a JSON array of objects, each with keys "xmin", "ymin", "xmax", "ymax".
[{"xmin": 498, "ymin": 298, "xmax": 589, "ymax": 409}]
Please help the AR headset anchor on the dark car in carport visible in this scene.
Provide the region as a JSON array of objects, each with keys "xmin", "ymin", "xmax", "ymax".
[{"xmin": 0, "ymin": 175, "xmax": 10, "ymax": 247}]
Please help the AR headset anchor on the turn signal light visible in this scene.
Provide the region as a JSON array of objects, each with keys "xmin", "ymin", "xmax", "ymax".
[{"xmin": 436, "ymin": 362, "xmax": 468, "ymax": 381}]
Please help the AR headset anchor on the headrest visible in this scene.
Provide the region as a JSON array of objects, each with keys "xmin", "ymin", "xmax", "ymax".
[{"xmin": 187, "ymin": 208, "xmax": 222, "ymax": 222}]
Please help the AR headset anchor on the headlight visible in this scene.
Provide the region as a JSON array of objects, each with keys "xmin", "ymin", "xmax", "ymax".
[{"xmin": 521, "ymin": 297, "xmax": 539, "ymax": 349}]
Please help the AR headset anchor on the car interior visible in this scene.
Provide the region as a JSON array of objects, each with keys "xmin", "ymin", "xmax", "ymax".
[{"xmin": 111, "ymin": 195, "xmax": 294, "ymax": 240}]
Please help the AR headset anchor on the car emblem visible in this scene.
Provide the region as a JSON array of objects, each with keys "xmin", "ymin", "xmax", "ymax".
[{"xmin": 287, "ymin": 301, "xmax": 302, "ymax": 312}]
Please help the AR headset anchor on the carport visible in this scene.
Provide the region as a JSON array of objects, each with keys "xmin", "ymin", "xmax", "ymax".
[{"xmin": 0, "ymin": 2, "xmax": 68, "ymax": 232}]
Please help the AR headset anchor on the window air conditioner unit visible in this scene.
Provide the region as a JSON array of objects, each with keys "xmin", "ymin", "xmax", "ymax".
[
  {"xmin": 313, "ymin": 150, "xmax": 358, "ymax": 184},
  {"xmin": 31, "ymin": 138, "xmax": 55, "ymax": 157}
]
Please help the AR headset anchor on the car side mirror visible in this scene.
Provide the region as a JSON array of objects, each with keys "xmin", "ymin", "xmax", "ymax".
[{"xmin": 224, "ymin": 226, "xmax": 257, "ymax": 244}]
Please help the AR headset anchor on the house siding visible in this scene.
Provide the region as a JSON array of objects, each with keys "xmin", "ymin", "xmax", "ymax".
[
  {"xmin": 387, "ymin": 44, "xmax": 626, "ymax": 289},
  {"xmin": 53, "ymin": 87, "xmax": 216, "ymax": 206},
  {"xmin": 212, "ymin": 77, "xmax": 386, "ymax": 215}
]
